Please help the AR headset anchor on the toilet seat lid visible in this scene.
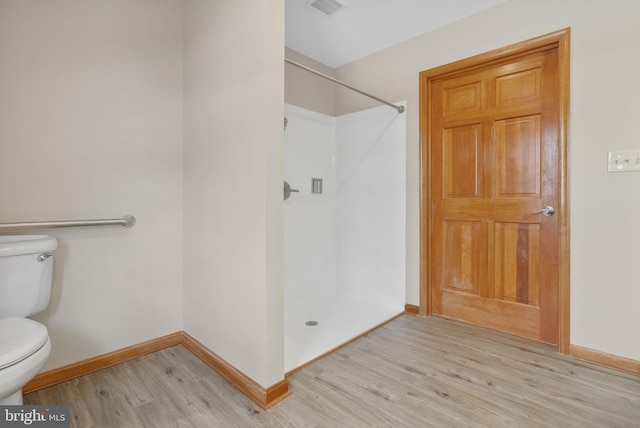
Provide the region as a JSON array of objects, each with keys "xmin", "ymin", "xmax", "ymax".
[{"xmin": 0, "ymin": 317, "xmax": 49, "ymax": 370}]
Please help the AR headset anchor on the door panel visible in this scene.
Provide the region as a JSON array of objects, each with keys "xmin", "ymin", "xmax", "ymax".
[
  {"xmin": 495, "ymin": 116, "xmax": 541, "ymax": 197},
  {"xmin": 495, "ymin": 68, "xmax": 541, "ymax": 106},
  {"xmin": 443, "ymin": 124, "xmax": 481, "ymax": 198},
  {"xmin": 428, "ymin": 48, "xmax": 560, "ymax": 345},
  {"xmin": 443, "ymin": 220, "xmax": 481, "ymax": 294},
  {"xmin": 494, "ymin": 222, "xmax": 540, "ymax": 306},
  {"xmin": 443, "ymin": 82, "xmax": 482, "ymax": 115}
]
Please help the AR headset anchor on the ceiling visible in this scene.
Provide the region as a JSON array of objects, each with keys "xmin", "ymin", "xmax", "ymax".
[{"xmin": 285, "ymin": 0, "xmax": 507, "ymax": 68}]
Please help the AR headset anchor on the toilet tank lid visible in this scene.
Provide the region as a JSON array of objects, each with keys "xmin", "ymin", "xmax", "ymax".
[
  {"xmin": 0, "ymin": 318, "xmax": 49, "ymax": 370},
  {"xmin": 0, "ymin": 235, "xmax": 57, "ymax": 257}
]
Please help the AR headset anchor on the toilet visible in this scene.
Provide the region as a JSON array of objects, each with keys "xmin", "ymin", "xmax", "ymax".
[{"xmin": 0, "ymin": 235, "xmax": 57, "ymax": 405}]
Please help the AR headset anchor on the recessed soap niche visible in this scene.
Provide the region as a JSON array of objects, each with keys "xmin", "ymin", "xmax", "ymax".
[{"xmin": 311, "ymin": 177, "xmax": 323, "ymax": 194}]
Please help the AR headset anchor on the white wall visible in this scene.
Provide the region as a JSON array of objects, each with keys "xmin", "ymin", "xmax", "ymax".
[
  {"xmin": 284, "ymin": 104, "xmax": 337, "ymax": 307},
  {"xmin": 336, "ymin": 103, "xmax": 406, "ymax": 307},
  {"xmin": 283, "ymin": 102, "xmax": 406, "ymax": 311},
  {"xmin": 0, "ymin": 0, "xmax": 184, "ymax": 369},
  {"xmin": 335, "ymin": 0, "xmax": 640, "ymax": 360},
  {"xmin": 183, "ymin": 0, "xmax": 285, "ymax": 388}
]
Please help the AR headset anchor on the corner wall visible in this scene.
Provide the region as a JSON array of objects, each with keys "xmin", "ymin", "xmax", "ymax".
[
  {"xmin": 1, "ymin": 0, "xmax": 287, "ymax": 389},
  {"xmin": 183, "ymin": 0, "xmax": 285, "ymax": 388},
  {"xmin": 335, "ymin": 0, "xmax": 640, "ymax": 361},
  {"xmin": 285, "ymin": 48, "xmax": 336, "ymax": 116}
]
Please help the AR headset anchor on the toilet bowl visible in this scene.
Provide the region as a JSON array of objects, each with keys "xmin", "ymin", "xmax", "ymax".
[
  {"xmin": 0, "ymin": 235, "xmax": 57, "ymax": 405},
  {"xmin": 0, "ymin": 318, "xmax": 51, "ymax": 404}
]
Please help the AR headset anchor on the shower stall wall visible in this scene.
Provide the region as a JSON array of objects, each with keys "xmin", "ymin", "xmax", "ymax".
[{"xmin": 284, "ymin": 102, "xmax": 406, "ymax": 373}]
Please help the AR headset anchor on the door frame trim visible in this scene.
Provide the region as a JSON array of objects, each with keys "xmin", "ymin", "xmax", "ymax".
[{"xmin": 419, "ymin": 28, "xmax": 571, "ymax": 354}]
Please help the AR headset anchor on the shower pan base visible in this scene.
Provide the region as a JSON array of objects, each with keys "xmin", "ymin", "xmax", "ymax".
[{"xmin": 284, "ymin": 295, "xmax": 403, "ymax": 373}]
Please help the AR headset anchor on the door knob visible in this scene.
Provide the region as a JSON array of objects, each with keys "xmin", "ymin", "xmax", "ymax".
[{"xmin": 536, "ymin": 205, "xmax": 555, "ymax": 217}]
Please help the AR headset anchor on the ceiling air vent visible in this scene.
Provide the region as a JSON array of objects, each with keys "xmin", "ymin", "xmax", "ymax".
[{"xmin": 307, "ymin": 0, "xmax": 348, "ymax": 16}]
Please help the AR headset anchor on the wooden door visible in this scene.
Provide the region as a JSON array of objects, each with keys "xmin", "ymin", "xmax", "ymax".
[{"xmin": 421, "ymin": 34, "xmax": 569, "ymax": 346}]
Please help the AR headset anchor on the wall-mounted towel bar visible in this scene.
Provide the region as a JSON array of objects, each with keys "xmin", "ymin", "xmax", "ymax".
[{"xmin": 0, "ymin": 215, "xmax": 136, "ymax": 232}]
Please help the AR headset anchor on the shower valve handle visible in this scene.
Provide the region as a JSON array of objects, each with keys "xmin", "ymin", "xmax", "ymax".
[{"xmin": 284, "ymin": 181, "xmax": 299, "ymax": 200}]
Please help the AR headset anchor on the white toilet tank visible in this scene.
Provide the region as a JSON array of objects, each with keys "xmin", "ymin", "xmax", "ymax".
[{"xmin": 0, "ymin": 235, "xmax": 57, "ymax": 318}]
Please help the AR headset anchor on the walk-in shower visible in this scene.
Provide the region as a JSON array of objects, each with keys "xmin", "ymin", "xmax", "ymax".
[{"xmin": 284, "ymin": 88, "xmax": 406, "ymax": 372}]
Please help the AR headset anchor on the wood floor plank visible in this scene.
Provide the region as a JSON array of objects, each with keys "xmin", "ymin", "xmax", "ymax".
[{"xmin": 25, "ymin": 315, "xmax": 640, "ymax": 427}]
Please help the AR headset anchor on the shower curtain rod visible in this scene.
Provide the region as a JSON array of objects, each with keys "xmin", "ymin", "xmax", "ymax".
[{"xmin": 285, "ymin": 58, "xmax": 405, "ymax": 114}]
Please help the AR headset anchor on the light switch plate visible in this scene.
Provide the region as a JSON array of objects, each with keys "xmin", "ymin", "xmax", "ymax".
[{"xmin": 608, "ymin": 149, "xmax": 640, "ymax": 172}]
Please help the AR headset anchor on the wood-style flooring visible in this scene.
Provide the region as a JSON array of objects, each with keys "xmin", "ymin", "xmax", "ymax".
[{"xmin": 25, "ymin": 315, "xmax": 640, "ymax": 427}]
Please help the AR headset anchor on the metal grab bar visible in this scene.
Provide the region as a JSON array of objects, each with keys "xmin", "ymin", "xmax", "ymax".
[{"xmin": 0, "ymin": 215, "xmax": 136, "ymax": 231}]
